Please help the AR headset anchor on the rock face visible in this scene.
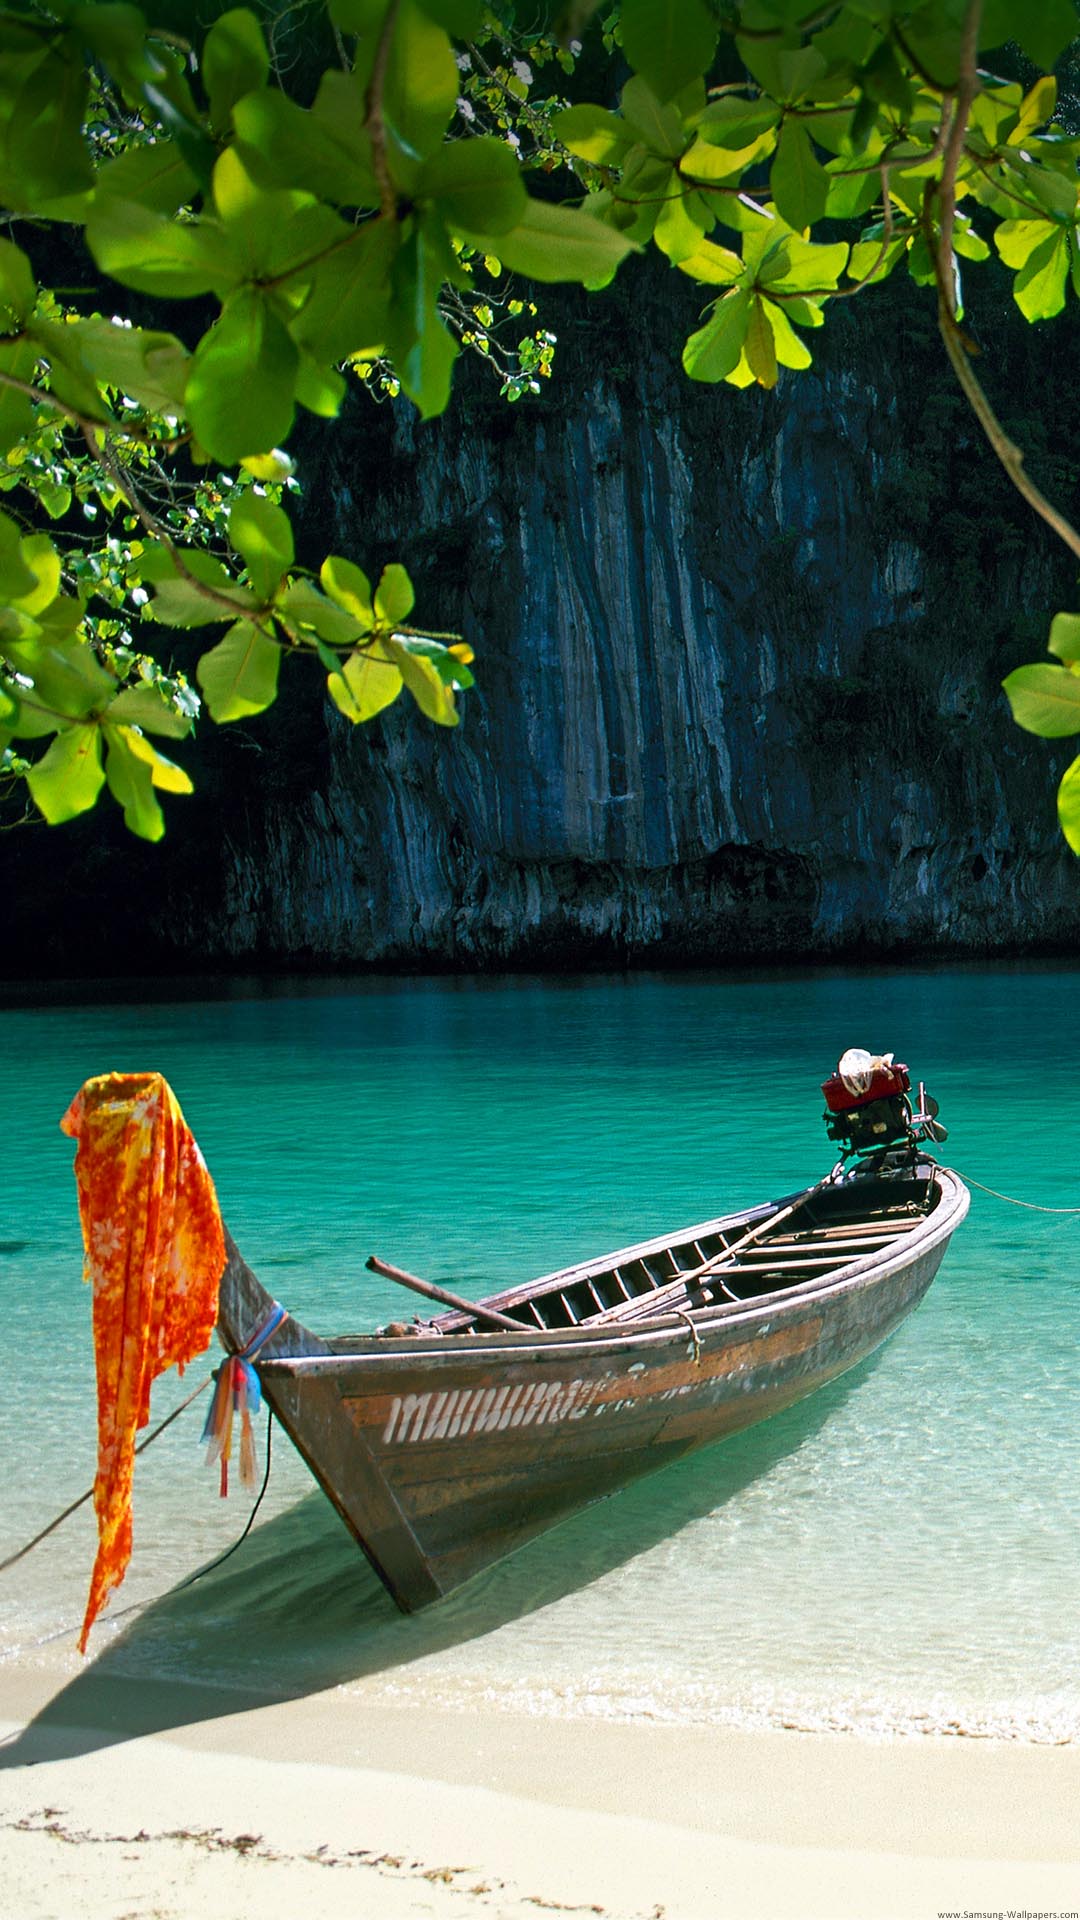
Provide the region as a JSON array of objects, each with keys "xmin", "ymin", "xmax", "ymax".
[{"xmin": 5, "ymin": 258, "xmax": 1080, "ymax": 972}]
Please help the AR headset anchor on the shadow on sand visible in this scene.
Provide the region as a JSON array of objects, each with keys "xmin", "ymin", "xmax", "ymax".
[{"xmin": 2, "ymin": 1355, "xmax": 883, "ymax": 1767}]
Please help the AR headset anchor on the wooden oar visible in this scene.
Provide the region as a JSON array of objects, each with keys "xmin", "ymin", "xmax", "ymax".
[{"xmin": 366, "ymin": 1256, "xmax": 529, "ymax": 1333}]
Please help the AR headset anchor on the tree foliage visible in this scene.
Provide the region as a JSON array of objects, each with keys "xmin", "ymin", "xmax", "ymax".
[{"xmin": 2, "ymin": 0, "xmax": 1080, "ymax": 843}]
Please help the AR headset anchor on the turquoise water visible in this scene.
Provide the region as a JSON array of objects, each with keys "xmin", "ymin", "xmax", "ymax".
[{"xmin": 2, "ymin": 967, "xmax": 1079, "ymax": 1741}]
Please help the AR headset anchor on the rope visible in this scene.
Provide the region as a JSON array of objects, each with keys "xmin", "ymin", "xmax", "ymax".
[
  {"xmin": 22, "ymin": 1408, "xmax": 275, "ymax": 1650},
  {"xmin": 952, "ymin": 1170, "xmax": 1080, "ymax": 1215},
  {"xmin": 101, "ymin": 1407, "xmax": 275, "ymax": 1628},
  {"xmin": 0, "ymin": 1373, "xmax": 214, "ymax": 1577},
  {"xmin": 672, "ymin": 1308, "xmax": 701, "ymax": 1364},
  {"xmin": 2, "ymin": 1304, "xmax": 288, "ymax": 1578}
]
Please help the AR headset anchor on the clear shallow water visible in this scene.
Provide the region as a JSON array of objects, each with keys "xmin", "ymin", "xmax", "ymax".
[{"xmin": 2, "ymin": 966, "xmax": 1079, "ymax": 1741}]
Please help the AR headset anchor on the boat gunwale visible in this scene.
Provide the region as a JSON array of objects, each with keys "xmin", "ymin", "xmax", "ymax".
[{"xmin": 256, "ymin": 1164, "xmax": 969, "ymax": 1376}]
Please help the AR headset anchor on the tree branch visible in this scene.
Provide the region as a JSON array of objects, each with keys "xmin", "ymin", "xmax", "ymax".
[
  {"xmin": 365, "ymin": 0, "xmax": 401, "ymax": 222},
  {"xmin": 924, "ymin": 0, "xmax": 1080, "ymax": 567}
]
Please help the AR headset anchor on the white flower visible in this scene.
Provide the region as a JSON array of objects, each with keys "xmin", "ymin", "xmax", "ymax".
[
  {"xmin": 512, "ymin": 59, "xmax": 532, "ymax": 83},
  {"xmin": 457, "ymin": 96, "xmax": 475, "ymax": 121}
]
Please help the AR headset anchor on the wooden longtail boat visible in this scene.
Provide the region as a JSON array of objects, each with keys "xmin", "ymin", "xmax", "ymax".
[{"xmin": 216, "ymin": 1061, "xmax": 968, "ymax": 1613}]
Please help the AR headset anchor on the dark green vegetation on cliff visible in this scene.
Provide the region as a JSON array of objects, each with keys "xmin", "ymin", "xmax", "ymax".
[{"xmin": 3, "ymin": 1, "xmax": 1080, "ymax": 970}]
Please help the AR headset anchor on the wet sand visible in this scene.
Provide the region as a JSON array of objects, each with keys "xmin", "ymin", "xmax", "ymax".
[{"xmin": 3, "ymin": 1659, "xmax": 1079, "ymax": 1920}]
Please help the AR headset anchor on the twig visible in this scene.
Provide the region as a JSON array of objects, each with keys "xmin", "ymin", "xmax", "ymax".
[
  {"xmin": 923, "ymin": 0, "xmax": 1080, "ymax": 566},
  {"xmin": 365, "ymin": 0, "xmax": 401, "ymax": 221}
]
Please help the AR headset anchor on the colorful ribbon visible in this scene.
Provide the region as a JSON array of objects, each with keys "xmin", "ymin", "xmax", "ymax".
[{"xmin": 201, "ymin": 1303, "xmax": 288, "ymax": 1497}]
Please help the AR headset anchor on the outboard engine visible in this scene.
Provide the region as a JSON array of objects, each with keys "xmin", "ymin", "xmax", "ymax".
[{"xmin": 822, "ymin": 1048, "xmax": 947, "ymax": 1158}]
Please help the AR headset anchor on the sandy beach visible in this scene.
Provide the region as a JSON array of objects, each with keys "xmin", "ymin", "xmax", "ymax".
[{"xmin": 3, "ymin": 1650, "xmax": 1079, "ymax": 1920}]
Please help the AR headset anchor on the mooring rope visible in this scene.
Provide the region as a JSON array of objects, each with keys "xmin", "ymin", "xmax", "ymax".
[
  {"xmin": 96, "ymin": 1407, "xmax": 276, "ymax": 1630},
  {"xmin": 0, "ymin": 1373, "xmax": 214, "ymax": 1577},
  {"xmin": 7, "ymin": 1408, "xmax": 275, "ymax": 1651},
  {"xmin": 951, "ymin": 1170, "xmax": 1080, "ymax": 1215}
]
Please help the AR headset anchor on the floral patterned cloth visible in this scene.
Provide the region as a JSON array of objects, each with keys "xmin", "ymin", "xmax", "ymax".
[{"xmin": 60, "ymin": 1072, "xmax": 225, "ymax": 1652}]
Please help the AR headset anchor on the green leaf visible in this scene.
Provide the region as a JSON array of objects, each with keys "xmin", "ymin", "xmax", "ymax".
[
  {"xmin": 982, "ymin": 0, "xmax": 1078, "ymax": 69},
  {"xmin": 328, "ymin": 0, "xmax": 387, "ymax": 25},
  {"xmin": 1013, "ymin": 76, "xmax": 1058, "ymax": 143},
  {"xmin": 386, "ymin": 635, "xmax": 459, "ymax": 725},
  {"xmin": 26, "ymin": 723, "xmax": 105, "ymax": 823},
  {"xmin": 770, "ymin": 121, "xmax": 830, "ymax": 233},
  {"xmin": 824, "ymin": 162, "xmax": 880, "ymax": 221},
  {"xmin": 609, "ymin": 153, "xmax": 675, "ymax": 243},
  {"xmin": 553, "ymin": 104, "xmax": 635, "ymax": 165},
  {"xmin": 744, "ymin": 296, "xmax": 778, "ymax": 388},
  {"xmin": 620, "ymin": 76, "xmax": 686, "ymax": 160},
  {"xmin": 654, "ymin": 185, "xmax": 708, "ymax": 263},
  {"xmin": 67, "ymin": 318, "xmax": 189, "ymax": 415},
  {"xmin": 953, "ymin": 219, "xmax": 990, "ymax": 263},
  {"xmin": 386, "ymin": 224, "xmax": 458, "ymax": 418},
  {"xmin": 848, "ymin": 233, "xmax": 906, "ymax": 284},
  {"xmin": 383, "ymin": 0, "xmax": 459, "ymax": 162},
  {"xmin": 202, "ymin": 8, "xmax": 269, "ymax": 132},
  {"xmin": 86, "ymin": 200, "xmax": 236, "ymax": 298},
  {"xmin": 186, "ymin": 287, "xmax": 299, "ymax": 462},
  {"xmin": 37, "ymin": 481, "xmax": 72, "ymax": 521},
  {"xmin": 25, "ymin": 317, "xmax": 110, "ymax": 421},
  {"xmin": 682, "ymin": 288, "xmax": 752, "ymax": 383},
  {"xmin": 278, "ymin": 579, "xmax": 366, "ymax": 648},
  {"xmin": 12, "ymin": 534, "xmax": 60, "ymax": 614},
  {"xmin": 1003, "ymin": 661, "xmax": 1080, "ymax": 737},
  {"xmin": 621, "ymin": 0, "xmax": 717, "ymax": 105},
  {"xmin": 760, "ymin": 231, "xmax": 850, "ymax": 293},
  {"xmin": 233, "ymin": 86, "xmax": 376, "ymax": 205},
  {"xmin": 374, "ymin": 563, "xmax": 415, "ymax": 627},
  {"xmin": 326, "ymin": 639, "xmax": 403, "ymax": 722},
  {"xmin": 1012, "ymin": 229, "xmax": 1069, "ymax": 321},
  {"xmin": 115, "ymin": 724, "xmax": 193, "ymax": 793},
  {"xmin": 103, "ymin": 725, "xmax": 164, "ymax": 839},
  {"xmin": 228, "ymin": 493, "xmax": 294, "ymax": 599},
  {"xmin": 419, "ymin": 138, "xmax": 527, "ymax": 235},
  {"xmin": 458, "ymin": 198, "xmax": 636, "ymax": 286},
  {"xmin": 1049, "ymin": 612, "xmax": 1080, "ymax": 663},
  {"xmin": 680, "ymin": 134, "xmax": 771, "ymax": 186},
  {"xmin": 675, "ymin": 238, "xmax": 745, "ymax": 286},
  {"xmin": 197, "ymin": 618, "xmax": 282, "ymax": 721},
  {"xmin": 1013, "ymin": 158, "xmax": 1078, "ymax": 221},
  {"xmin": 1057, "ymin": 752, "xmax": 1080, "ymax": 854},
  {"xmin": 0, "ymin": 334, "xmax": 41, "ymax": 450},
  {"xmin": 0, "ymin": 510, "xmax": 45, "ymax": 599},
  {"xmin": 320, "ymin": 556, "xmax": 375, "ymax": 628},
  {"xmin": 143, "ymin": 548, "xmax": 257, "ymax": 627},
  {"xmin": 698, "ymin": 97, "xmax": 782, "ymax": 151},
  {"xmin": 106, "ymin": 685, "xmax": 193, "ymax": 738},
  {"xmin": 0, "ymin": 237, "xmax": 35, "ymax": 330},
  {"xmin": 288, "ymin": 223, "xmax": 395, "ymax": 363},
  {"xmin": 415, "ymin": 0, "xmax": 481, "ymax": 29},
  {"xmin": 763, "ymin": 297, "xmax": 814, "ymax": 369},
  {"xmin": 0, "ymin": 43, "xmax": 92, "ymax": 210},
  {"xmin": 93, "ymin": 138, "xmax": 198, "ymax": 216}
]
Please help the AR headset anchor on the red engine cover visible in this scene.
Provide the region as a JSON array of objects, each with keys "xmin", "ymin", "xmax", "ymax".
[{"xmin": 822, "ymin": 1062, "xmax": 911, "ymax": 1113}]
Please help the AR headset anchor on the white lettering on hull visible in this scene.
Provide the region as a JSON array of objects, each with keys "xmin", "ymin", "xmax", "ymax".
[{"xmin": 382, "ymin": 1374, "xmax": 620, "ymax": 1445}]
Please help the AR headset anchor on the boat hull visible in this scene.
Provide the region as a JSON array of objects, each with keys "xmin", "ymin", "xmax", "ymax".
[{"xmin": 217, "ymin": 1166, "xmax": 968, "ymax": 1612}]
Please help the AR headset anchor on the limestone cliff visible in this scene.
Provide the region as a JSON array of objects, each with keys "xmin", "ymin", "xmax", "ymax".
[{"xmin": 5, "ymin": 258, "xmax": 1080, "ymax": 972}]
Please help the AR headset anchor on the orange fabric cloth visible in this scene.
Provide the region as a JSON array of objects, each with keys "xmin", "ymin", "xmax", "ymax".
[{"xmin": 60, "ymin": 1073, "xmax": 225, "ymax": 1652}]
